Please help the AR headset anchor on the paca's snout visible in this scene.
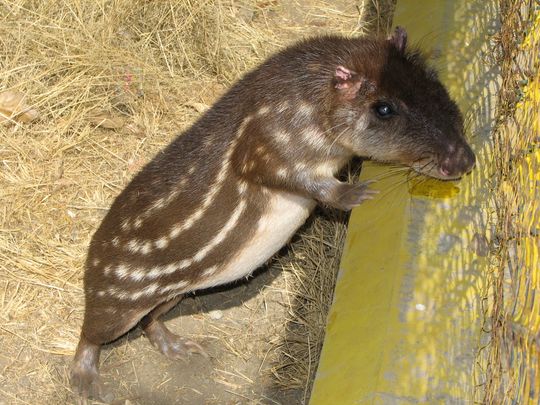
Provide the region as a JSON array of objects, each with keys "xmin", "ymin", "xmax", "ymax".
[{"xmin": 438, "ymin": 142, "xmax": 476, "ymax": 178}]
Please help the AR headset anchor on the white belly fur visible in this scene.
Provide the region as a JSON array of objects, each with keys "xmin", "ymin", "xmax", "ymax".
[{"xmin": 193, "ymin": 191, "xmax": 316, "ymax": 291}]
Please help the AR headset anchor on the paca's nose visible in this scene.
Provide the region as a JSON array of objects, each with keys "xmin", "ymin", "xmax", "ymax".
[{"xmin": 438, "ymin": 142, "xmax": 476, "ymax": 178}]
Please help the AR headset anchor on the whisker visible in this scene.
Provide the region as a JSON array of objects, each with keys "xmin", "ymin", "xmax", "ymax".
[
  {"xmin": 369, "ymin": 170, "xmax": 408, "ymax": 181},
  {"xmin": 324, "ymin": 125, "xmax": 349, "ymax": 157},
  {"xmin": 377, "ymin": 178, "xmax": 409, "ymax": 200}
]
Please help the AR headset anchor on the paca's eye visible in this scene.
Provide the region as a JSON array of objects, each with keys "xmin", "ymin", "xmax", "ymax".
[{"xmin": 373, "ymin": 102, "xmax": 395, "ymax": 119}]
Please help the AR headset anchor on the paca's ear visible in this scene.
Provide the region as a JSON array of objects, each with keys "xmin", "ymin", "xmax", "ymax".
[
  {"xmin": 389, "ymin": 26, "xmax": 407, "ymax": 53},
  {"xmin": 334, "ymin": 66, "xmax": 362, "ymax": 100},
  {"xmin": 334, "ymin": 66, "xmax": 358, "ymax": 89},
  {"xmin": 334, "ymin": 66, "xmax": 372, "ymax": 100}
]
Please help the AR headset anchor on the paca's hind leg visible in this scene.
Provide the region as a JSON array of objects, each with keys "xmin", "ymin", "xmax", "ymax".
[
  {"xmin": 141, "ymin": 295, "xmax": 208, "ymax": 359},
  {"xmin": 71, "ymin": 305, "xmax": 151, "ymax": 403},
  {"xmin": 70, "ymin": 335, "xmax": 111, "ymax": 404}
]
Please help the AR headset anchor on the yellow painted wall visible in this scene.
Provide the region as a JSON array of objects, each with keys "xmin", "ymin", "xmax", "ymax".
[{"xmin": 310, "ymin": 0, "xmax": 501, "ymax": 403}]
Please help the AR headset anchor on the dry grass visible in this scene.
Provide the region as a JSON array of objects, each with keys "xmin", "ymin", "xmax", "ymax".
[{"xmin": 0, "ymin": 0, "xmax": 385, "ymax": 403}]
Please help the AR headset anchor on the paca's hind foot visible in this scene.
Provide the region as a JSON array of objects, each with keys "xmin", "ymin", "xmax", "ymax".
[
  {"xmin": 70, "ymin": 367, "xmax": 113, "ymax": 404},
  {"xmin": 70, "ymin": 336, "xmax": 113, "ymax": 403},
  {"xmin": 143, "ymin": 320, "xmax": 209, "ymax": 360}
]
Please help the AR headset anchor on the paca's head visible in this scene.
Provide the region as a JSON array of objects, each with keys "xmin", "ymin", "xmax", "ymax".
[{"xmin": 330, "ymin": 27, "xmax": 475, "ymax": 180}]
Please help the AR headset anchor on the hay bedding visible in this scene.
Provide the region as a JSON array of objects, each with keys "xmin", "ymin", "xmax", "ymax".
[{"xmin": 0, "ymin": 1, "xmax": 387, "ymax": 403}]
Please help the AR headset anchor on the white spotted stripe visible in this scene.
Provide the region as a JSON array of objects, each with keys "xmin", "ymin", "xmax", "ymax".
[
  {"xmin": 129, "ymin": 268, "xmax": 148, "ymax": 282},
  {"xmin": 160, "ymin": 279, "xmax": 190, "ymax": 294},
  {"xmin": 273, "ymin": 130, "xmax": 290, "ymax": 145},
  {"xmin": 257, "ymin": 105, "xmax": 270, "ymax": 115},
  {"xmin": 104, "ymin": 265, "xmax": 219, "ymax": 301},
  {"xmin": 103, "ymin": 265, "xmax": 113, "ymax": 276},
  {"xmin": 121, "ymin": 219, "xmax": 130, "ymax": 231},
  {"xmin": 276, "ymin": 100, "xmax": 290, "ymax": 113},
  {"xmin": 192, "ymin": 192, "xmax": 247, "ymax": 263},
  {"xmin": 296, "ymin": 102, "xmax": 314, "ymax": 117},
  {"xmin": 167, "ymin": 116, "xmax": 252, "ymax": 240},
  {"xmin": 299, "ymin": 127, "xmax": 333, "ymax": 151},
  {"xmin": 202, "ymin": 265, "xmax": 218, "ymax": 277},
  {"xmin": 276, "ymin": 167, "xmax": 288, "ymax": 178},
  {"xmin": 125, "ymin": 239, "xmax": 153, "ymax": 255},
  {"xmin": 114, "ymin": 263, "xmax": 130, "ymax": 279},
  {"xmin": 139, "ymin": 179, "xmax": 186, "ymax": 221},
  {"xmin": 119, "ymin": 116, "xmax": 252, "ymax": 254},
  {"xmin": 105, "ymin": 286, "xmax": 130, "ymax": 300},
  {"xmin": 154, "ymin": 237, "xmax": 169, "ymax": 249},
  {"xmin": 121, "ymin": 183, "xmax": 248, "ymax": 282}
]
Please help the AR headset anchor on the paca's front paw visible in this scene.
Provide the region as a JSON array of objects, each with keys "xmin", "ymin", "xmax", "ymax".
[{"xmin": 328, "ymin": 180, "xmax": 378, "ymax": 210}]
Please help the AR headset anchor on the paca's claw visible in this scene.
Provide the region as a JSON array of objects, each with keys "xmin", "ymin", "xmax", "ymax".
[
  {"xmin": 180, "ymin": 339, "xmax": 210, "ymax": 358},
  {"xmin": 331, "ymin": 180, "xmax": 379, "ymax": 210},
  {"xmin": 70, "ymin": 367, "xmax": 113, "ymax": 404},
  {"xmin": 144, "ymin": 320, "xmax": 209, "ymax": 360}
]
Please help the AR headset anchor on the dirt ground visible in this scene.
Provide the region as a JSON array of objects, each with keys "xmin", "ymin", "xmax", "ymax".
[{"xmin": 0, "ymin": 1, "xmax": 392, "ymax": 404}]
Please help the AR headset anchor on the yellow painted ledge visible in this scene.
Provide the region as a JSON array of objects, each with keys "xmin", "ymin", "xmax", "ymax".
[{"xmin": 310, "ymin": 0, "xmax": 500, "ymax": 403}]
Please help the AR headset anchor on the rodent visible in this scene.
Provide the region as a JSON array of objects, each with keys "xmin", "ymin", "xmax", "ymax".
[{"xmin": 70, "ymin": 27, "xmax": 475, "ymax": 401}]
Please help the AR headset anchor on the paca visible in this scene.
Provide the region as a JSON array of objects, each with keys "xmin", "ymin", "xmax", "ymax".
[{"xmin": 70, "ymin": 27, "xmax": 475, "ymax": 401}]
